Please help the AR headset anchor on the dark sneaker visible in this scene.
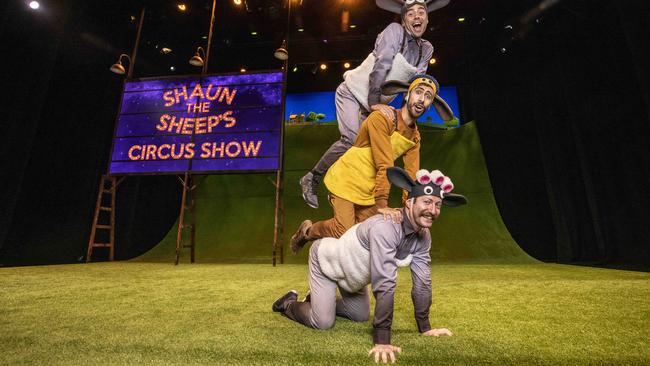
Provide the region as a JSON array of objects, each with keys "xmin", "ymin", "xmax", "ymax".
[
  {"xmin": 290, "ymin": 220, "xmax": 313, "ymax": 254},
  {"xmin": 272, "ymin": 290, "xmax": 298, "ymax": 312},
  {"xmin": 300, "ymin": 172, "xmax": 319, "ymax": 209},
  {"xmin": 302, "ymin": 290, "xmax": 311, "ymax": 303}
]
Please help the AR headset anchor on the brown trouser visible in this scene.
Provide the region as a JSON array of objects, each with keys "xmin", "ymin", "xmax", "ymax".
[{"xmin": 308, "ymin": 194, "xmax": 378, "ymax": 239}]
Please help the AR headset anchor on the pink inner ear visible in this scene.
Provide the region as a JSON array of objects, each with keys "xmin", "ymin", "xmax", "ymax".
[
  {"xmin": 442, "ymin": 183, "xmax": 454, "ymax": 193},
  {"xmin": 435, "ymin": 177, "xmax": 444, "ymax": 184},
  {"xmin": 419, "ymin": 176, "xmax": 431, "ymax": 184}
]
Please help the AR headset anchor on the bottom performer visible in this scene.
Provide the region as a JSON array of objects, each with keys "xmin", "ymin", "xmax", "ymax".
[{"xmin": 272, "ymin": 166, "xmax": 467, "ymax": 363}]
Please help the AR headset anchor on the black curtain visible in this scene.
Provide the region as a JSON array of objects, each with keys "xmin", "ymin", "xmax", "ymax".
[
  {"xmin": 0, "ymin": 0, "xmax": 181, "ymax": 266},
  {"xmin": 459, "ymin": 0, "xmax": 650, "ymax": 266}
]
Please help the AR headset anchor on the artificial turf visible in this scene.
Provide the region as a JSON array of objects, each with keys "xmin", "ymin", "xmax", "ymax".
[{"xmin": 2, "ymin": 262, "xmax": 649, "ymax": 365}]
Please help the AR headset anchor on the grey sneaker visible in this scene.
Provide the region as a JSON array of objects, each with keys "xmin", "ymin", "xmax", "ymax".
[
  {"xmin": 299, "ymin": 172, "xmax": 319, "ymax": 209},
  {"xmin": 290, "ymin": 220, "xmax": 313, "ymax": 254},
  {"xmin": 272, "ymin": 290, "xmax": 298, "ymax": 312}
]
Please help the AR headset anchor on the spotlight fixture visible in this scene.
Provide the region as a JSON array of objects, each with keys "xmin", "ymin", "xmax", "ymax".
[
  {"xmin": 343, "ymin": 62, "xmax": 351, "ymax": 69},
  {"xmin": 240, "ymin": 68, "xmax": 247, "ymax": 73},
  {"xmin": 429, "ymin": 58, "xmax": 436, "ymax": 65},
  {"xmin": 161, "ymin": 47, "xmax": 172, "ymax": 55},
  {"xmin": 457, "ymin": 17, "xmax": 465, "ymax": 22},
  {"xmin": 320, "ymin": 63, "xmax": 327, "ymax": 71},
  {"xmin": 350, "ymin": 25, "xmax": 356, "ymax": 29},
  {"xmin": 297, "ymin": 28, "xmax": 304, "ymax": 32},
  {"xmin": 251, "ymin": 31, "xmax": 258, "ymax": 36},
  {"xmin": 274, "ymin": 40, "xmax": 288, "ymax": 61},
  {"xmin": 177, "ymin": 3, "xmax": 187, "ymax": 11},
  {"xmin": 233, "ymin": 0, "xmax": 242, "ymax": 5},
  {"xmin": 109, "ymin": 54, "xmax": 131, "ymax": 75},
  {"xmin": 292, "ymin": 66, "xmax": 298, "ymax": 72},
  {"xmin": 170, "ymin": 66, "xmax": 176, "ymax": 71},
  {"xmin": 500, "ymin": 47, "xmax": 507, "ymax": 54},
  {"xmin": 189, "ymin": 47, "xmax": 206, "ymax": 67},
  {"xmin": 29, "ymin": 1, "xmax": 40, "ymax": 10}
]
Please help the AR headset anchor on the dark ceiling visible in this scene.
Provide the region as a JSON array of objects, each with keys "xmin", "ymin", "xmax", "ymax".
[{"xmin": 50, "ymin": 0, "xmax": 547, "ymax": 92}]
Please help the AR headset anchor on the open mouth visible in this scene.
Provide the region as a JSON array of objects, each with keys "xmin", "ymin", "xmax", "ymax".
[
  {"xmin": 412, "ymin": 21, "xmax": 423, "ymax": 32},
  {"xmin": 414, "ymin": 104, "xmax": 425, "ymax": 113}
]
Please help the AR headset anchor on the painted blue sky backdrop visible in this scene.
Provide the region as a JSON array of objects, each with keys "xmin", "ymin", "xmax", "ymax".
[{"xmin": 285, "ymin": 86, "xmax": 459, "ymax": 125}]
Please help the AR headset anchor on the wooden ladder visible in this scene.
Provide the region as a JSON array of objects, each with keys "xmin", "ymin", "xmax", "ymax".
[
  {"xmin": 86, "ymin": 175, "xmax": 117, "ymax": 262},
  {"xmin": 175, "ymin": 173, "xmax": 196, "ymax": 265}
]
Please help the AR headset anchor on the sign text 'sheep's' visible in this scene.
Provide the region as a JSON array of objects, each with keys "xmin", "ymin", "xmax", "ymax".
[{"xmin": 126, "ymin": 82, "xmax": 262, "ymax": 161}]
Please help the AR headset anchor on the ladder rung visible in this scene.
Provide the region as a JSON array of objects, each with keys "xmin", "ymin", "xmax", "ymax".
[
  {"xmin": 99, "ymin": 206, "xmax": 112, "ymax": 211},
  {"xmin": 92, "ymin": 243, "xmax": 111, "ymax": 248},
  {"xmin": 96, "ymin": 224, "xmax": 112, "ymax": 229}
]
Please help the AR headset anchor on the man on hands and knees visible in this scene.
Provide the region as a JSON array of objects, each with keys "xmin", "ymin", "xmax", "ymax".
[{"xmin": 273, "ymin": 166, "xmax": 467, "ymax": 363}]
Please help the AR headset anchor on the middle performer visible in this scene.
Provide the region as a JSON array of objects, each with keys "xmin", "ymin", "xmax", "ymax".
[{"xmin": 291, "ymin": 74, "xmax": 451, "ymax": 254}]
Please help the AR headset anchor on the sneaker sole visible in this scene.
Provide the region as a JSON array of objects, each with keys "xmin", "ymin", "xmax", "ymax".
[{"xmin": 299, "ymin": 178, "xmax": 319, "ymax": 209}]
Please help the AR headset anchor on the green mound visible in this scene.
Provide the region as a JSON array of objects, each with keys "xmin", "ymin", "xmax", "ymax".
[{"xmin": 136, "ymin": 122, "xmax": 535, "ymax": 264}]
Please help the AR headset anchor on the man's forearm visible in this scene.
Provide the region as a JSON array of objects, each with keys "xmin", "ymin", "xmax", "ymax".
[{"xmin": 373, "ymin": 290, "xmax": 395, "ymax": 344}]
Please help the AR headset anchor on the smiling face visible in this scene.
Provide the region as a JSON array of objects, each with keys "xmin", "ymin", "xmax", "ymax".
[
  {"xmin": 406, "ymin": 195, "xmax": 442, "ymax": 229},
  {"xmin": 406, "ymin": 84, "xmax": 435, "ymax": 119},
  {"xmin": 402, "ymin": 4, "xmax": 429, "ymax": 38}
]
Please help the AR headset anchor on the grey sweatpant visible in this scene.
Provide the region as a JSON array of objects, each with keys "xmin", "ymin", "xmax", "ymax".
[
  {"xmin": 283, "ymin": 240, "xmax": 370, "ymax": 329},
  {"xmin": 311, "ymin": 83, "xmax": 369, "ymax": 177}
]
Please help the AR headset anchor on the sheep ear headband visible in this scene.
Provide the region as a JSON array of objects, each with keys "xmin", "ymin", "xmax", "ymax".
[{"xmin": 387, "ymin": 166, "xmax": 467, "ymax": 207}]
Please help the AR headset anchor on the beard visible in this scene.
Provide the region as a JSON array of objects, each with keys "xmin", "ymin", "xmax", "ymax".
[{"xmin": 407, "ymin": 99, "xmax": 427, "ymax": 119}]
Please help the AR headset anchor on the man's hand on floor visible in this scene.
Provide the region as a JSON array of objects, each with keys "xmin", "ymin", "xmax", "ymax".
[
  {"xmin": 368, "ymin": 344, "xmax": 402, "ymax": 363},
  {"xmin": 422, "ymin": 328, "xmax": 454, "ymax": 337}
]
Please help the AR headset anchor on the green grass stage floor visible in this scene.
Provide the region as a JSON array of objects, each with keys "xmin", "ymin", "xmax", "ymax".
[{"xmin": 2, "ymin": 263, "xmax": 649, "ymax": 365}]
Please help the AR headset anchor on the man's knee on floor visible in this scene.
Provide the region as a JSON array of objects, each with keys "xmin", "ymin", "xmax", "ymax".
[{"xmin": 311, "ymin": 315, "xmax": 335, "ymax": 330}]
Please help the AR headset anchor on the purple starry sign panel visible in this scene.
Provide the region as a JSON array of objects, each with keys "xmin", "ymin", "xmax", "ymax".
[{"xmin": 108, "ymin": 71, "xmax": 284, "ymax": 175}]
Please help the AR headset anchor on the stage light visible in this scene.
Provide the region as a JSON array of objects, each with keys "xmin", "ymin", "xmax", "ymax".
[
  {"xmin": 274, "ymin": 40, "xmax": 288, "ymax": 61},
  {"xmin": 500, "ymin": 47, "xmax": 507, "ymax": 53},
  {"xmin": 189, "ymin": 47, "xmax": 206, "ymax": 67},
  {"xmin": 251, "ymin": 31, "xmax": 258, "ymax": 36},
  {"xmin": 429, "ymin": 58, "xmax": 436, "ymax": 65},
  {"xmin": 161, "ymin": 47, "xmax": 172, "ymax": 54},
  {"xmin": 292, "ymin": 66, "xmax": 298, "ymax": 72},
  {"xmin": 234, "ymin": 0, "xmax": 242, "ymax": 5},
  {"xmin": 110, "ymin": 54, "xmax": 131, "ymax": 75},
  {"xmin": 240, "ymin": 68, "xmax": 247, "ymax": 73},
  {"xmin": 130, "ymin": 15, "xmax": 136, "ymax": 22},
  {"xmin": 297, "ymin": 28, "xmax": 304, "ymax": 32},
  {"xmin": 343, "ymin": 62, "xmax": 350, "ymax": 69},
  {"xmin": 29, "ymin": 1, "xmax": 40, "ymax": 10},
  {"xmin": 170, "ymin": 66, "xmax": 176, "ymax": 71},
  {"xmin": 350, "ymin": 25, "xmax": 356, "ymax": 29},
  {"xmin": 320, "ymin": 63, "xmax": 327, "ymax": 71},
  {"xmin": 457, "ymin": 17, "xmax": 465, "ymax": 22},
  {"xmin": 177, "ymin": 3, "xmax": 187, "ymax": 11}
]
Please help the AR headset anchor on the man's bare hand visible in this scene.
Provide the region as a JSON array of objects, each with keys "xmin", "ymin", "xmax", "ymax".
[
  {"xmin": 368, "ymin": 344, "xmax": 402, "ymax": 363},
  {"xmin": 371, "ymin": 104, "xmax": 395, "ymax": 121},
  {"xmin": 422, "ymin": 328, "xmax": 454, "ymax": 337},
  {"xmin": 378, "ymin": 207, "xmax": 402, "ymax": 224}
]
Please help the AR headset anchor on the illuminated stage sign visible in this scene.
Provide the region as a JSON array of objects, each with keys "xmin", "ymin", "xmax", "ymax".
[{"xmin": 109, "ymin": 72, "xmax": 283, "ymax": 175}]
